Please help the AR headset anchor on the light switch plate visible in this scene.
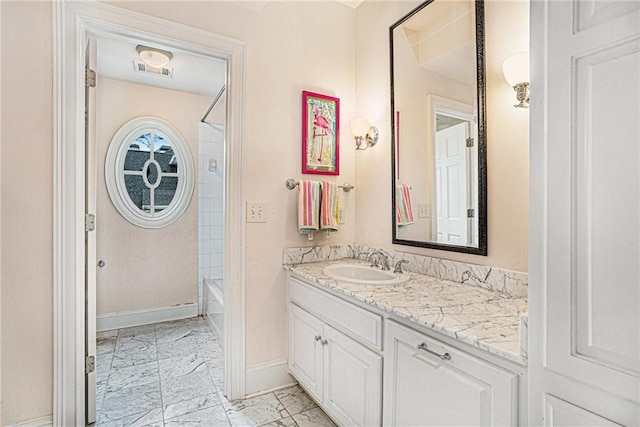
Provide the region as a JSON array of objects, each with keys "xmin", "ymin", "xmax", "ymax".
[
  {"xmin": 247, "ymin": 202, "xmax": 266, "ymax": 223},
  {"xmin": 418, "ymin": 203, "xmax": 430, "ymax": 218}
]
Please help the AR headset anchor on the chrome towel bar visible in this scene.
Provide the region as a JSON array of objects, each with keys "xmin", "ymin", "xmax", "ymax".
[{"xmin": 285, "ymin": 178, "xmax": 354, "ymax": 193}]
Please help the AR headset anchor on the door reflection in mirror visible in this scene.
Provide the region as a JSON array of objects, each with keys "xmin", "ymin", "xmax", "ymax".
[
  {"xmin": 434, "ymin": 110, "xmax": 477, "ymax": 246},
  {"xmin": 391, "ymin": 0, "xmax": 486, "ymax": 255}
]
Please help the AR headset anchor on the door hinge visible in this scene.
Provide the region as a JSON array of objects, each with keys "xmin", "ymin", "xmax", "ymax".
[
  {"xmin": 466, "ymin": 137, "xmax": 474, "ymax": 148},
  {"xmin": 85, "ymin": 67, "xmax": 96, "ymax": 88},
  {"xmin": 467, "ymin": 208, "xmax": 475, "ymax": 218},
  {"xmin": 85, "ymin": 213, "xmax": 95, "ymax": 232},
  {"xmin": 85, "ymin": 355, "xmax": 95, "ymax": 374}
]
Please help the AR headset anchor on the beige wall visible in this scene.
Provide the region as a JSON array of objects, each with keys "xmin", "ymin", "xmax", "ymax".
[
  {"xmin": 96, "ymin": 77, "xmax": 210, "ymax": 314},
  {"xmin": 0, "ymin": 0, "xmax": 529, "ymax": 423},
  {"xmin": 1, "ymin": 2, "xmax": 54, "ymax": 424},
  {"xmin": 0, "ymin": 1, "xmax": 356, "ymax": 422},
  {"xmin": 0, "ymin": 2, "xmax": 3, "ymax": 422},
  {"xmin": 355, "ymin": 0, "xmax": 529, "ymax": 272},
  {"xmin": 108, "ymin": 0, "xmax": 358, "ymax": 367}
]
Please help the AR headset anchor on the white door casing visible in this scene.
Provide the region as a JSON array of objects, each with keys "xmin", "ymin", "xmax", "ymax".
[
  {"xmin": 53, "ymin": 2, "xmax": 246, "ymax": 425},
  {"xmin": 529, "ymin": 0, "xmax": 640, "ymax": 425},
  {"xmin": 427, "ymin": 95, "xmax": 476, "ymax": 245}
]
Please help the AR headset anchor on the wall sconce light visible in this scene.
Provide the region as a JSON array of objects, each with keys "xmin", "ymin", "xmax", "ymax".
[
  {"xmin": 136, "ymin": 45, "xmax": 173, "ymax": 68},
  {"xmin": 502, "ymin": 52, "xmax": 530, "ymax": 108},
  {"xmin": 350, "ymin": 117, "xmax": 379, "ymax": 150}
]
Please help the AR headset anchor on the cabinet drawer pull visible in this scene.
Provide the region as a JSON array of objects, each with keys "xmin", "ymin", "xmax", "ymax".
[
  {"xmin": 315, "ymin": 335, "xmax": 322, "ymax": 342},
  {"xmin": 417, "ymin": 343, "xmax": 451, "ymax": 361},
  {"xmin": 321, "ymin": 339, "xmax": 329, "ymax": 346}
]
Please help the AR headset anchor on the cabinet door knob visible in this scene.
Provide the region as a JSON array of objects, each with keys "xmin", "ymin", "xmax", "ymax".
[
  {"xmin": 315, "ymin": 335, "xmax": 322, "ymax": 342},
  {"xmin": 97, "ymin": 260, "xmax": 106, "ymax": 268},
  {"xmin": 417, "ymin": 343, "xmax": 451, "ymax": 361},
  {"xmin": 321, "ymin": 339, "xmax": 328, "ymax": 346}
]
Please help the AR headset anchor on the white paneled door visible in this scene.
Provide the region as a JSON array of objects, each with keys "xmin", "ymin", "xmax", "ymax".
[
  {"xmin": 435, "ymin": 122, "xmax": 469, "ymax": 245},
  {"xmin": 84, "ymin": 36, "xmax": 98, "ymax": 426},
  {"xmin": 529, "ymin": 0, "xmax": 640, "ymax": 425}
]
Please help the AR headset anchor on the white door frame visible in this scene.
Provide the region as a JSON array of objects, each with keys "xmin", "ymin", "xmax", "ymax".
[
  {"xmin": 53, "ymin": 2, "xmax": 247, "ymax": 425},
  {"xmin": 426, "ymin": 95, "xmax": 476, "ymax": 243}
]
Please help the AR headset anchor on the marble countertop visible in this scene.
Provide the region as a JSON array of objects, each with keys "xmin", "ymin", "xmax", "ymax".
[{"xmin": 284, "ymin": 259, "xmax": 528, "ymax": 365}]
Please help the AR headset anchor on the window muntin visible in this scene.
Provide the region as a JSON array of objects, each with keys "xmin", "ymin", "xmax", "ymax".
[{"xmin": 105, "ymin": 117, "xmax": 194, "ymax": 228}]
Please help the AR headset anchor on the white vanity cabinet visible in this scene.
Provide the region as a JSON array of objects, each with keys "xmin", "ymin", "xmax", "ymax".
[
  {"xmin": 288, "ymin": 302, "xmax": 325, "ymax": 401},
  {"xmin": 288, "ymin": 277, "xmax": 383, "ymax": 426},
  {"xmin": 287, "ymin": 273, "xmax": 525, "ymax": 427},
  {"xmin": 383, "ymin": 320, "xmax": 519, "ymax": 426}
]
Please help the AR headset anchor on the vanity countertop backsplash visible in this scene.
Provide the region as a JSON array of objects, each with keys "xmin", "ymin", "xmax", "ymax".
[{"xmin": 283, "ymin": 244, "xmax": 528, "ymax": 365}]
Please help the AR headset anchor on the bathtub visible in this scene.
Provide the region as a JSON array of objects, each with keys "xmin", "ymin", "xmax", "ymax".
[{"xmin": 203, "ymin": 278, "xmax": 223, "ymax": 342}]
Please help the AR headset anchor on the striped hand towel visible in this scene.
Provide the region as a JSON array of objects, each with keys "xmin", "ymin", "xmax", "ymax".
[
  {"xmin": 396, "ymin": 184, "xmax": 414, "ymax": 227},
  {"xmin": 298, "ymin": 180, "xmax": 321, "ymax": 234},
  {"xmin": 320, "ymin": 181, "xmax": 339, "ymax": 231}
]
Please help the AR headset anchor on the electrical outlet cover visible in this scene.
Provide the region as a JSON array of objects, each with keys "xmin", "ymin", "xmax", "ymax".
[{"xmin": 418, "ymin": 203, "xmax": 430, "ymax": 218}]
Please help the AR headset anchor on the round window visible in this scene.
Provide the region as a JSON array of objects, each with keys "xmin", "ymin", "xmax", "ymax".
[{"xmin": 105, "ymin": 117, "xmax": 194, "ymax": 228}]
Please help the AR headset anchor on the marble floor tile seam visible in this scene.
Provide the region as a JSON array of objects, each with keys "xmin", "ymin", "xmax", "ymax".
[
  {"xmin": 96, "ymin": 317, "xmax": 329, "ymax": 426},
  {"xmin": 272, "ymin": 386, "xmax": 318, "ymax": 417}
]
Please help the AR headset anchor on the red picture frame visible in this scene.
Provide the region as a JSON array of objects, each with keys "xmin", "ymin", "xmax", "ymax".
[{"xmin": 302, "ymin": 91, "xmax": 340, "ymax": 175}]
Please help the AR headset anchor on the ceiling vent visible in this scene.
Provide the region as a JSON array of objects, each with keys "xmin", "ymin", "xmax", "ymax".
[{"xmin": 133, "ymin": 61, "xmax": 173, "ymax": 77}]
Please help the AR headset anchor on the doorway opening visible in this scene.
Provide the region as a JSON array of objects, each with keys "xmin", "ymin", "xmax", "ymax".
[
  {"xmin": 53, "ymin": 3, "xmax": 247, "ymax": 425},
  {"xmin": 87, "ymin": 32, "xmax": 229, "ymax": 425}
]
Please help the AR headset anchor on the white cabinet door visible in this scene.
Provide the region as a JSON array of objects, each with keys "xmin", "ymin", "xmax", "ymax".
[
  {"xmin": 288, "ymin": 303, "xmax": 324, "ymax": 402},
  {"xmin": 383, "ymin": 320, "xmax": 518, "ymax": 427},
  {"xmin": 529, "ymin": 0, "xmax": 640, "ymax": 424},
  {"xmin": 323, "ymin": 325, "xmax": 382, "ymax": 427}
]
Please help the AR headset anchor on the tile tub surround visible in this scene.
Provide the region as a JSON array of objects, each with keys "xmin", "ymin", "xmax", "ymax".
[
  {"xmin": 284, "ymin": 259, "xmax": 528, "ymax": 365},
  {"xmin": 96, "ymin": 317, "xmax": 335, "ymax": 426},
  {"xmin": 284, "ymin": 244, "xmax": 528, "ymax": 299}
]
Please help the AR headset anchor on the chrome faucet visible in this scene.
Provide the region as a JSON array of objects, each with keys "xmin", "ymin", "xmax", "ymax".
[
  {"xmin": 394, "ymin": 259, "xmax": 409, "ymax": 274},
  {"xmin": 369, "ymin": 251, "xmax": 390, "ymax": 271}
]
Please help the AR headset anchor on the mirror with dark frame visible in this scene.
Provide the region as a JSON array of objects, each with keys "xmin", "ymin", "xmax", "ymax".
[{"xmin": 390, "ymin": 0, "xmax": 487, "ymax": 255}]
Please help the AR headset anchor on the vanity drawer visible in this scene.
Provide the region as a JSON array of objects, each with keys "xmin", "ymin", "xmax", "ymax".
[{"xmin": 289, "ymin": 276, "xmax": 383, "ymax": 350}]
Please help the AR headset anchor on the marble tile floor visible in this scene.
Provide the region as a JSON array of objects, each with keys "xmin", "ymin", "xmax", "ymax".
[{"xmin": 95, "ymin": 316, "xmax": 335, "ymax": 427}]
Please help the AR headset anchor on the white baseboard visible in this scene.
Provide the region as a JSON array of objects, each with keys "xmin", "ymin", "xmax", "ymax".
[
  {"xmin": 245, "ymin": 358, "xmax": 296, "ymax": 397},
  {"xmin": 8, "ymin": 415, "xmax": 53, "ymax": 427},
  {"xmin": 97, "ymin": 303, "xmax": 198, "ymax": 331}
]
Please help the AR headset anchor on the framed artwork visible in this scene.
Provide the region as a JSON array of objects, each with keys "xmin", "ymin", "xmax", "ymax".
[{"xmin": 302, "ymin": 91, "xmax": 340, "ymax": 175}]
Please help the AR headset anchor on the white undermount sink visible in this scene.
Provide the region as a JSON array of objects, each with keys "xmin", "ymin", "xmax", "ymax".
[{"xmin": 323, "ymin": 263, "xmax": 410, "ymax": 286}]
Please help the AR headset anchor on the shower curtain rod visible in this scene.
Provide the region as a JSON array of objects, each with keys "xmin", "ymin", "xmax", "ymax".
[{"xmin": 201, "ymin": 84, "xmax": 226, "ymax": 123}]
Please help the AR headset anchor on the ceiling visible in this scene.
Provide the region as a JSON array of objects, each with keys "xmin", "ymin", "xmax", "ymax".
[
  {"xmin": 229, "ymin": 0, "xmax": 365, "ymax": 11},
  {"xmin": 96, "ymin": 36, "xmax": 226, "ymax": 97},
  {"xmin": 96, "ymin": 0, "xmax": 364, "ymax": 95},
  {"xmin": 402, "ymin": 0, "xmax": 476, "ymax": 85}
]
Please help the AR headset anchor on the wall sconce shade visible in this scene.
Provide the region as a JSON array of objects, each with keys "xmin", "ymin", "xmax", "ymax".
[
  {"xmin": 350, "ymin": 117, "xmax": 379, "ymax": 150},
  {"xmin": 502, "ymin": 52, "xmax": 530, "ymax": 108},
  {"xmin": 136, "ymin": 45, "xmax": 173, "ymax": 68}
]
